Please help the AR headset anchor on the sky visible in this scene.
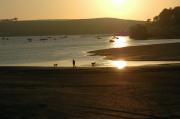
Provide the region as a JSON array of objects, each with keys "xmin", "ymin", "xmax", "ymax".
[{"xmin": 0, "ymin": 0, "xmax": 180, "ymax": 21}]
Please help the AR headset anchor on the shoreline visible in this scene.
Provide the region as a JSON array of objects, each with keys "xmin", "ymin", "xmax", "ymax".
[
  {"xmin": 88, "ymin": 43, "xmax": 180, "ymax": 61},
  {"xmin": 1, "ymin": 64, "xmax": 180, "ymax": 72}
]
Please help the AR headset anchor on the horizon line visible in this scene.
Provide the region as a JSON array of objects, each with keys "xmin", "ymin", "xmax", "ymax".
[{"xmin": 0, "ymin": 17, "xmax": 145, "ymax": 22}]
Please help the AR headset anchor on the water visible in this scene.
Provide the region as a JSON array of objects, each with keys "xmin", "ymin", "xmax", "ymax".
[{"xmin": 0, "ymin": 35, "xmax": 180, "ymax": 68}]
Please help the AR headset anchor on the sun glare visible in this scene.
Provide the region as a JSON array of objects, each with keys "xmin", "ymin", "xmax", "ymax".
[
  {"xmin": 111, "ymin": 60, "xmax": 128, "ymax": 69},
  {"xmin": 112, "ymin": 36, "xmax": 129, "ymax": 48},
  {"xmin": 113, "ymin": 0, "xmax": 126, "ymax": 5}
]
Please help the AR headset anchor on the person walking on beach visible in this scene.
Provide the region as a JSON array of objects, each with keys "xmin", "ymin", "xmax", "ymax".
[{"xmin": 72, "ymin": 59, "xmax": 76, "ymax": 68}]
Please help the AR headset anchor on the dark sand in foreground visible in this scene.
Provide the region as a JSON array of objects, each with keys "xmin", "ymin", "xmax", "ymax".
[
  {"xmin": 89, "ymin": 43, "xmax": 180, "ymax": 61},
  {"xmin": 0, "ymin": 66, "xmax": 180, "ymax": 119}
]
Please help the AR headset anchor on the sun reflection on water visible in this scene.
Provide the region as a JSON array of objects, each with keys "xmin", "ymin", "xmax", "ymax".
[
  {"xmin": 111, "ymin": 36, "xmax": 129, "ymax": 48},
  {"xmin": 111, "ymin": 60, "xmax": 128, "ymax": 69}
]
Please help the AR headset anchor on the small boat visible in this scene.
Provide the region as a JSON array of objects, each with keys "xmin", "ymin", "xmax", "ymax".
[
  {"xmin": 1, "ymin": 37, "xmax": 8, "ymax": 40},
  {"xmin": 109, "ymin": 40, "xmax": 115, "ymax": 43},
  {"xmin": 61, "ymin": 35, "xmax": 68, "ymax": 39},
  {"xmin": 112, "ymin": 36, "xmax": 119, "ymax": 39},
  {"xmin": 2, "ymin": 37, "xmax": 6, "ymax": 40},
  {"xmin": 27, "ymin": 38, "xmax": 32, "ymax": 42},
  {"xmin": 40, "ymin": 38, "xmax": 48, "ymax": 41}
]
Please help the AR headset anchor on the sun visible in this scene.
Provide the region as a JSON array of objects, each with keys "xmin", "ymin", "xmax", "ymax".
[
  {"xmin": 112, "ymin": 0, "xmax": 126, "ymax": 5},
  {"xmin": 111, "ymin": 60, "xmax": 127, "ymax": 69}
]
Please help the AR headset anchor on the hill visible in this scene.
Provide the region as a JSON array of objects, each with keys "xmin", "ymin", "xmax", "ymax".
[{"xmin": 0, "ymin": 18, "xmax": 144, "ymax": 36}]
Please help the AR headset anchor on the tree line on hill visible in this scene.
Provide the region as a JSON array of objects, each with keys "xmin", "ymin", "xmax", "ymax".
[{"xmin": 129, "ymin": 6, "xmax": 180, "ymax": 39}]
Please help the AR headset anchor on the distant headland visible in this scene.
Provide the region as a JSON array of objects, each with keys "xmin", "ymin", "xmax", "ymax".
[{"xmin": 0, "ymin": 18, "xmax": 143, "ymax": 37}]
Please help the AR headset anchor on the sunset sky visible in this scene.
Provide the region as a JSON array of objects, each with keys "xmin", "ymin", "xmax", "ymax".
[{"xmin": 0, "ymin": 0, "xmax": 180, "ymax": 21}]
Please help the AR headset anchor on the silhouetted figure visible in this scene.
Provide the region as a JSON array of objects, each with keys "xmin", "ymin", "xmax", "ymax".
[
  {"xmin": 54, "ymin": 64, "xmax": 58, "ymax": 68},
  {"xmin": 72, "ymin": 59, "xmax": 76, "ymax": 68}
]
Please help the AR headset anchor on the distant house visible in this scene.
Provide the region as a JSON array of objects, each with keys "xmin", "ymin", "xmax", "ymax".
[{"xmin": 0, "ymin": 18, "xmax": 18, "ymax": 22}]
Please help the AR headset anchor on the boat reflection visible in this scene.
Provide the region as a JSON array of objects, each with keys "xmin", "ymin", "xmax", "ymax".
[
  {"xmin": 111, "ymin": 36, "xmax": 129, "ymax": 48},
  {"xmin": 111, "ymin": 60, "xmax": 128, "ymax": 69}
]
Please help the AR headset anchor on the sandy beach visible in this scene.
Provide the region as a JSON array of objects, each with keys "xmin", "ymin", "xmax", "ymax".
[
  {"xmin": 89, "ymin": 43, "xmax": 180, "ymax": 61},
  {"xmin": 0, "ymin": 66, "xmax": 180, "ymax": 119}
]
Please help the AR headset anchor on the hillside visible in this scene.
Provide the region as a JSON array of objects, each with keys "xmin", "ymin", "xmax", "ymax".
[{"xmin": 0, "ymin": 18, "xmax": 144, "ymax": 36}]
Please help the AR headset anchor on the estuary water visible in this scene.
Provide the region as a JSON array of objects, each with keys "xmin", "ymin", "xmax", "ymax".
[{"xmin": 0, "ymin": 35, "xmax": 180, "ymax": 68}]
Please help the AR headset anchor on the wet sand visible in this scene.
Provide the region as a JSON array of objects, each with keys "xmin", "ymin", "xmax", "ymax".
[
  {"xmin": 0, "ymin": 66, "xmax": 180, "ymax": 119},
  {"xmin": 88, "ymin": 43, "xmax": 180, "ymax": 61}
]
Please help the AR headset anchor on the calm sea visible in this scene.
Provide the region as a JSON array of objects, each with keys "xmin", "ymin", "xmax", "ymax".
[{"xmin": 0, "ymin": 35, "xmax": 180, "ymax": 68}]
